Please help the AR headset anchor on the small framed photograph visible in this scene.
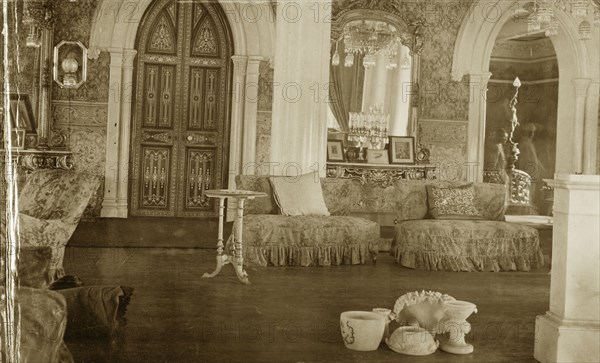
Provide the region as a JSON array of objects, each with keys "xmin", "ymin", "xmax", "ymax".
[
  {"xmin": 366, "ymin": 149, "xmax": 389, "ymax": 164},
  {"xmin": 11, "ymin": 129, "xmax": 25, "ymax": 150},
  {"xmin": 327, "ymin": 140, "xmax": 345, "ymax": 162},
  {"xmin": 389, "ymin": 136, "xmax": 415, "ymax": 164}
]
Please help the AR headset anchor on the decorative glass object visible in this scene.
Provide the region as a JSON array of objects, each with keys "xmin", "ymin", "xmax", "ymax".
[
  {"xmin": 53, "ymin": 40, "xmax": 88, "ymax": 89},
  {"xmin": 336, "ymin": 19, "xmax": 402, "ymax": 70},
  {"xmin": 527, "ymin": 13, "xmax": 542, "ymax": 32},
  {"xmin": 348, "ymin": 106, "xmax": 390, "ymax": 160},
  {"xmin": 344, "ymin": 53, "xmax": 354, "ymax": 67},
  {"xmin": 578, "ymin": 19, "xmax": 592, "ymax": 39}
]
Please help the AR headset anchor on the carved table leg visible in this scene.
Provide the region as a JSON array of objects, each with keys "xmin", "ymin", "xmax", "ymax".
[
  {"xmin": 203, "ymin": 197, "xmax": 228, "ymax": 279},
  {"xmin": 232, "ymin": 198, "xmax": 249, "ymax": 284}
]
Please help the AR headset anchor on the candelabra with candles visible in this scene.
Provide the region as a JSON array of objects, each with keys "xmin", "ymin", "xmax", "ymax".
[{"xmin": 348, "ymin": 106, "xmax": 390, "ymax": 161}]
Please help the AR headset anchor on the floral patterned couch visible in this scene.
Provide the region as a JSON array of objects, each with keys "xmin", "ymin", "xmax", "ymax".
[
  {"xmin": 235, "ymin": 175, "xmax": 380, "ymax": 266},
  {"xmin": 17, "ymin": 169, "xmax": 101, "ymax": 279},
  {"xmin": 236, "ymin": 176, "xmax": 544, "ymax": 272},
  {"xmin": 1, "ymin": 170, "xmax": 133, "ymax": 361},
  {"xmin": 391, "ymin": 181, "xmax": 544, "ymax": 272}
]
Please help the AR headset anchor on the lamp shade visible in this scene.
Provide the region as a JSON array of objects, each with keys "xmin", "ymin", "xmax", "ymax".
[{"xmin": 61, "ymin": 57, "xmax": 79, "ymax": 73}]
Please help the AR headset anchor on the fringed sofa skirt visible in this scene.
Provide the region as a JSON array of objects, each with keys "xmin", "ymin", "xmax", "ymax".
[
  {"xmin": 392, "ymin": 220, "xmax": 544, "ymax": 272},
  {"xmin": 227, "ymin": 215, "xmax": 380, "ymax": 267}
]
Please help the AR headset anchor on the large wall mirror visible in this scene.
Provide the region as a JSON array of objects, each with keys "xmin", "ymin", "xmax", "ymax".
[{"xmin": 328, "ymin": 2, "xmax": 425, "ymax": 163}]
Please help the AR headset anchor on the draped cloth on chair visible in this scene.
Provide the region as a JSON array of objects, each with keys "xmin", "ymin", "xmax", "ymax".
[{"xmin": 329, "ymin": 40, "xmax": 365, "ymax": 131}]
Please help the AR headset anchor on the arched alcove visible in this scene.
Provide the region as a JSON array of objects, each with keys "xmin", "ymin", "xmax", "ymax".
[
  {"xmin": 452, "ymin": 0, "xmax": 599, "ymax": 181},
  {"xmin": 88, "ymin": 0, "xmax": 275, "ymax": 217}
]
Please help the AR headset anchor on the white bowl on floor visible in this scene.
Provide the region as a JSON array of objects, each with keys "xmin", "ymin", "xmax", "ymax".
[{"xmin": 340, "ymin": 311, "xmax": 386, "ymax": 351}]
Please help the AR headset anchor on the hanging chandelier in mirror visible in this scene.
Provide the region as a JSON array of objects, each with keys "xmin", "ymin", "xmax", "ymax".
[
  {"xmin": 332, "ymin": 19, "xmax": 402, "ymax": 70},
  {"xmin": 526, "ymin": 0, "xmax": 600, "ymax": 39}
]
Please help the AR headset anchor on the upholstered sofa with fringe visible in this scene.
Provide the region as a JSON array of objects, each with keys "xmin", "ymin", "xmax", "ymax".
[
  {"xmin": 236, "ymin": 175, "xmax": 544, "ymax": 272},
  {"xmin": 234, "ymin": 175, "xmax": 380, "ymax": 267},
  {"xmin": 391, "ymin": 181, "xmax": 544, "ymax": 272}
]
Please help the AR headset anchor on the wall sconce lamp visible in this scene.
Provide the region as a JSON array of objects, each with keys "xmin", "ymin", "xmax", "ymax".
[{"xmin": 53, "ymin": 40, "xmax": 87, "ymax": 89}]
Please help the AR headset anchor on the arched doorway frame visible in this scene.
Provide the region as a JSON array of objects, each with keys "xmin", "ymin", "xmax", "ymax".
[
  {"xmin": 452, "ymin": 0, "xmax": 599, "ymax": 181},
  {"xmin": 89, "ymin": 0, "xmax": 275, "ymax": 217}
]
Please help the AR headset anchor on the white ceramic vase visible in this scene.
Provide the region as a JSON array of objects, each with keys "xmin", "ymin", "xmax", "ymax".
[
  {"xmin": 340, "ymin": 311, "xmax": 386, "ymax": 351},
  {"xmin": 439, "ymin": 300, "xmax": 478, "ymax": 354}
]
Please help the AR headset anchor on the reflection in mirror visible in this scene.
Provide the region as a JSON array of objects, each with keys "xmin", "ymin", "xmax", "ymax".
[{"xmin": 328, "ymin": 4, "xmax": 423, "ymax": 164}]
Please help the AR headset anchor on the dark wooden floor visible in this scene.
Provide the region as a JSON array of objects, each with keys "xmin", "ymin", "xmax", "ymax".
[{"xmin": 62, "ymin": 247, "xmax": 551, "ymax": 363}]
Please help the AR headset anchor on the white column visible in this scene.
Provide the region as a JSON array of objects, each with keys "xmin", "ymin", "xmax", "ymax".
[
  {"xmin": 228, "ymin": 55, "xmax": 248, "ymax": 188},
  {"xmin": 583, "ymin": 80, "xmax": 599, "ymax": 174},
  {"xmin": 534, "ymin": 174, "xmax": 600, "ymax": 363},
  {"xmin": 115, "ymin": 49, "xmax": 137, "ymax": 216},
  {"xmin": 270, "ymin": 0, "xmax": 331, "ymax": 176},
  {"xmin": 101, "ymin": 48, "xmax": 137, "ymax": 218},
  {"xmin": 101, "ymin": 49, "xmax": 124, "ymax": 218},
  {"xmin": 466, "ymin": 72, "xmax": 492, "ymax": 182},
  {"xmin": 241, "ymin": 56, "xmax": 264, "ymax": 174},
  {"xmin": 572, "ymin": 78, "xmax": 591, "ymax": 174}
]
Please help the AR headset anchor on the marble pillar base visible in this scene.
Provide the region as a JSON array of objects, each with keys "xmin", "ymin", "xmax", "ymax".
[{"xmin": 535, "ymin": 313, "xmax": 600, "ymax": 363}]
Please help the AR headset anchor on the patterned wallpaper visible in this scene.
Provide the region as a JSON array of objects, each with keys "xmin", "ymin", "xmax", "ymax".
[
  {"xmin": 419, "ymin": 121, "xmax": 468, "ymax": 180},
  {"xmin": 52, "ymin": 0, "xmax": 109, "ymax": 102},
  {"xmin": 256, "ymin": 60, "xmax": 274, "ymax": 172},
  {"xmin": 51, "ymin": 0, "xmax": 106, "ymax": 218}
]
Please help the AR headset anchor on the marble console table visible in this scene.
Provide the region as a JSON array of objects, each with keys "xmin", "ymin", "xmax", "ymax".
[{"xmin": 326, "ymin": 162, "xmax": 436, "ymax": 188}]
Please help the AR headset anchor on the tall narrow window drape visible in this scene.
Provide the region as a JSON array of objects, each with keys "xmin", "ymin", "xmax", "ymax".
[{"xmin": 329, "ymin": 40, "xmax": 364, "ymax": 131}]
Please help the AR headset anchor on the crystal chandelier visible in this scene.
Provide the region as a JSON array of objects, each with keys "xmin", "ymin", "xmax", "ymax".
[
  {"xmin": 527, "ymin": 0, "xmax": 600, "ymax": 39},
  {"xmin": 347, "ymin": 106, "xmax": 390, "ymax": 158},
  {"xmin": 332, "ymin": 20, "xmax": 401, "ymax": 70}
]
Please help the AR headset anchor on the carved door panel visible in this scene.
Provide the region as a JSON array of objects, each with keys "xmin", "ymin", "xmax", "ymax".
[{"xmin": 131, "ymin": 0, "xmax": 232, "ymax": 217}]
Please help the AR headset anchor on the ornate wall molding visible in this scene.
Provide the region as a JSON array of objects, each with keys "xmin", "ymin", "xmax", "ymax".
[
  {"xmin": 492, "ymin": 38, "xmax": 557, "ymax": 60},
  {"xmin": 51, "ymin": 101, "xmax": 108, "ymax": 127}
]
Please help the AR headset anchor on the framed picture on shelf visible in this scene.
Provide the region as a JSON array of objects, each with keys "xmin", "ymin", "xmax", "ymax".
[
  {"xmin": 327, "ymin": 140, "xmax": 345, "ymax": 162},
  {"xmin": 389, "ymin": 136, "xmax": 415, "ymax": 164},
  {"xmin": 366, "ymin": 149, "xmax": 389, "ymax": 164}
]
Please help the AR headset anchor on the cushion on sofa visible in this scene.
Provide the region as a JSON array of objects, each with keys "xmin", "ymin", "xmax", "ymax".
[
  {"xmin": 393, "ymin": 181, "xmax": 508, "ymax": 222},
  {"xmin": 392, "ymin": 219, "xmax": 544, "ymax": 272},
  {"xmin": 321, "ymin": 178, "xmax": 353, "ymax": 215},
  {"xmin": 392, "ymin": 181, "xmax": 429, "ymax": 221},
  {"xmin": 230, "ymin": 215, "xmax": 379, "ymax": 266},
  {"xmin": 235, "ymin": 175, "xmax": 278, "ymax": 215},
  {"xmin": 426, "ymin": 184, "xmax": 483, "ymax": 220},
  {"xmin": 270, "ymin": 173, "xmax": 330, "ymax": 216}
]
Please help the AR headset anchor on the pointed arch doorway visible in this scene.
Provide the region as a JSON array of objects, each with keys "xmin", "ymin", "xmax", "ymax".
[{"xmin": 130, "ymin": 0, "xmax": 233, "ymax": 217}]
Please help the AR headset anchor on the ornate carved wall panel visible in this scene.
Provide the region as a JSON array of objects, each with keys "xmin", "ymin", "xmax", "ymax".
[{"xmin": 131, "ymin": 0, "xmax": 232, "ymax": 217}]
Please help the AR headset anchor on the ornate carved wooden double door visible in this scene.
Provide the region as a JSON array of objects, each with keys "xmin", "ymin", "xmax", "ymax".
[{"xmin": 131, "ymin": 0, "xmax": 232, "ymax": 217}]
